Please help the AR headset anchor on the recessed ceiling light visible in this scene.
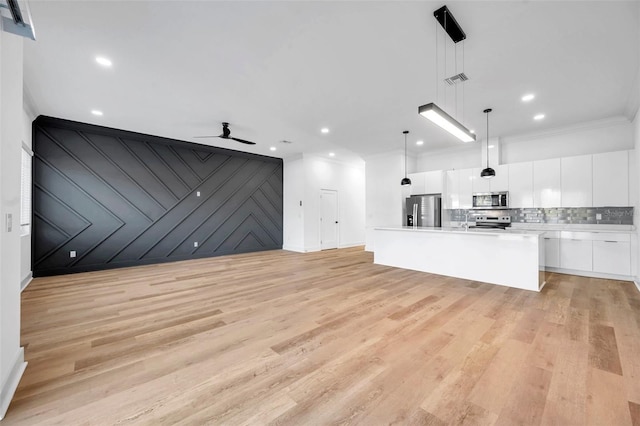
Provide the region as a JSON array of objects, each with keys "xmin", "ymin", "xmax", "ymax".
[
  {"xmin": 91, "ymin": 110, "xmax": 103, "ymax": 116},
  {"xmin": 329, "ymin": 152, "xmax": 335, "ymax": 157},
  {"xmin": 522, "ymin": 93, "xmax": 535, "ymax": 102},
  {"xmin": 534, "ymin": 114, "xmax": 545, "ymax": 120},
  {"xmin": 488, "ymin": 144, "xmax": 495, "ymax": 149},
  {"xmin": 470, "ymin": 130, "xmax": 475, "ymax": 134},
  {"xmin": 95, "ymin": 56, "xmax": 112, "ymax": 67},
  {"xmin": 416, "ymin": 140, "xmax": 424, "ymax": 146},
  {"xmin": 321, "ymin": 127, "xmax": 330, "ymax": 134},
  {"xmin": 270, "ymin": 146, "xmax": 276, "ymax": 151}
]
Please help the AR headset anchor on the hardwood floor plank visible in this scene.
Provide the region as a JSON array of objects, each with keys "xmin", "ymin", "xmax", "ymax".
[
  {"xmin": 588, "ymin": 324, "xmax": 623, "ymax": 375},
  {"xmin": 2, "ymin": 247, "xmax": 639, "ymax": 425}
]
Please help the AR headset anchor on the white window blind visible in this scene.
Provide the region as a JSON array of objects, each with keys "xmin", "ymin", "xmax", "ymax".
[{"xmin": 21, "ymin": 147, "xmax": 32, "ymax": 235}]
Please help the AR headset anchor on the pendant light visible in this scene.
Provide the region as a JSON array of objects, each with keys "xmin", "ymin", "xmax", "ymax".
[
  {"xmin": 418, "ymin": 6, "xmax": 475, "ymax": 143},
  {"xmin": 480, "ymin": 108, "xmax": 495, "ymax": 179},
  {"xmin": 401, "ymin": 130, "xmax": 411, "ymax": 186}
]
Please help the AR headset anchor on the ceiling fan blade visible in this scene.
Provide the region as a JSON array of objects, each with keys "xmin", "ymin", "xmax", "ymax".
[
  {"xmin": 231, "ymin": 137, "xmax": 256, "ymax": 145},
  {"xmin": 192, "ymin": 135, "xmax": 222, "ymax": 139}
]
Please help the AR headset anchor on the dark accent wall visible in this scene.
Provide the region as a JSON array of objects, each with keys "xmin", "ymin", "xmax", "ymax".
[{"xmin": 33, "ymin": 116, "xmax": 283, "ymax": 277}]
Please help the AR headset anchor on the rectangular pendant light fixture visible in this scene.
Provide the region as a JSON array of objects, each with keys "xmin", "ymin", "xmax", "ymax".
[{"xmin": 418, "ymin": 103, "xmax": 476, "ymax": 143}]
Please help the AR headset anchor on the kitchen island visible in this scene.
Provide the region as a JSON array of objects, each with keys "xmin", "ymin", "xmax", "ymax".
[{"xmin": 374, "ymin": 226, "xmax": 546, "ymax": 292}]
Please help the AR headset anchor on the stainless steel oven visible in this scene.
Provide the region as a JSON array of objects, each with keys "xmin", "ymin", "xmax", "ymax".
[{"xmin": 472, "ymin": 192, "xmax": 508, "ymax": 209}]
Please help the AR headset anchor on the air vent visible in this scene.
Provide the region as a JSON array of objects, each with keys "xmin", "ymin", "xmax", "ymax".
[{"xmin": 444, "ymin": 72, "xmax": 469, "ymax": 86}]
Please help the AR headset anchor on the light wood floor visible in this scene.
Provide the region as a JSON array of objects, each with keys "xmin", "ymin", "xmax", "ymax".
[{"xmin": 4, "ymin": 247, "xmax": 640, "ymax": 425}]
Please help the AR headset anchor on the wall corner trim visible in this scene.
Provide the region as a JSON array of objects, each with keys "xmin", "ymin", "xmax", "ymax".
[{"xmin": 0, "ymin": 348, "xmax": 27, "ymax": 420}]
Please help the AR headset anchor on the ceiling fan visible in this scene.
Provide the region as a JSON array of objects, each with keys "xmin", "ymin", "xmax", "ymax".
[{"xmin": 193, "ymin": 122, "xmax": 257, "ymax": 145}]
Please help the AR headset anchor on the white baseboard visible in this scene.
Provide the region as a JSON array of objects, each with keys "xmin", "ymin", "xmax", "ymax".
[
  {"xmin": 0, "ymin": 348, "xmax": 27, "ymax": 420},
  {"xmin": 338, "ymin": 242, "xmax": 365, "ymax": 249},
  {"xmin": 284, "ymin": 243, "xmax": 364, "ymax": 253},
  {"xmin": 20, "ymin": 273, "xmax": 32, "ymax": 292},
  {"xmin": 545, "ymin": 267, "xmax": 633, "ymax": 282}
]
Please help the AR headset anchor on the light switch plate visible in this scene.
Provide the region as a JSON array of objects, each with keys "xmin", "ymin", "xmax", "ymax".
[
  {"xmin": 5, "ymin": 213, "xmax": 12, "ymax": 232},
  {"xmin": 70, "ymin": 251, "xmax": 76, "ymax": 258},
  {"xmin": 197, "ymin": 191, "xmax": 201, "ymax": 197},
  {"xmin": 193, "ymin": 242, "xmax": 198, "ymax": 247},
  {"xmin": 596, "ymin": 213, "xmax": 602, "ymax": 220}
]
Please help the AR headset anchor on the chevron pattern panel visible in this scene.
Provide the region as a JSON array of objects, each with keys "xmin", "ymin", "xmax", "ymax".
[{"xmin": 33, "ymin": 116, "xmax": 283, "ymax": 277}]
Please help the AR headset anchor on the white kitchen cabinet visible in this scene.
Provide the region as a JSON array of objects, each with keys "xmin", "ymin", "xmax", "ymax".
[
  {"xmin": 533, "ymin": 158, "xmax": 561, "ymax": 207},
  {"xmin": 471, "ymin": 168, "xmax": 491, "ymax": 194},
  {"xmin": 410, "ymin": 171, "xmax": 443, "ymax": 196},
  {"xmin": 458, "ymin": 168, "xmax": 474, "ymax": 209},
  {"xmin": 490, "ymin": 165, "xmax": 509, "ymax": 192},
  {"xmin": 592, "ymin": 233, "xmax": 631, "ymax": 275},
  {"xmin": 508, "ymin": 162, "xmax": 534, "ymax": 208},
  {"xmin": 425, "ymin": 170, "xmax": 443, "ymax": 194},
  {"xmin": 560, "ymin": 235, "xmax": 592, "ymax": 271},
  {"xmin": 543, "ymin": 236, "xmax": 560, "ymax": 268},
  {"xmin": 408, "ymin": 172, "xmax": 425, "ymax": 195},
  {"xmin": 593, "ymin": 151, "xmax": 628, "ymax": 206},
  {"xmin": 445, "ymin": 170, "xmax": 458, "ymax": 209},
  {"xmin": 561, "ymin": 155, "xmax": 592, "ymax": 207}
]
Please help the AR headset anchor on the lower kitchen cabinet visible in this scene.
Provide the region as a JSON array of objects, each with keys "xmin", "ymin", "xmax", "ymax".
[
  {"xmin": 543, "ymin": 237, "xmax": 560, "ymax": 268},
  {"xmin": 560, "ymin": 238, "xmax": 592, "ymax": 271},
  {"xmin": 593, "ymin": 240, "xmax": 631, "ymax": 276}
]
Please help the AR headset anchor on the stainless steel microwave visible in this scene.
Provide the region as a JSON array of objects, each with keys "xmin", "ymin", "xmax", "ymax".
[{"xmin": 472, "ymin": 192, "xmax": 508, "ymax": 209}]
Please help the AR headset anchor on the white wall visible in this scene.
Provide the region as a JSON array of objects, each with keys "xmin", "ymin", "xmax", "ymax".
[
  {"xmin": 417, "ymin": 117, "xmax": 634, "ymax": 172},
  {"xmin": 283, "ymin": 154, "xmax": 366, "ymax": 253},
  {"xmin": 417, "ymin": 144, "xmax": 481, "ymax": 172},
  {"xmin": 501, "ymin": 117, "xmax": 633, "ymax": 164},
  {"xmin": 364, "ymin": 151, "xmax": 408, "ymax": 251},
  {"xmin": 0, "ymin": 31, "xmax": 27, "ymax": 420},
  {"xmin": 283, "ymin": 155, "xmax": 305, "ymax": 252},
  {"xmin": 303, "ymin": 155, "xmax": 365, "ymax": 251}
]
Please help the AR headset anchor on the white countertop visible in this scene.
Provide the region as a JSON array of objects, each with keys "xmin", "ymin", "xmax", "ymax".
[
  {"xmin": 375, "ymin": 226, "xmax": 544, "ymax": 237},
  {"xmin": 448, "ymin": 221, "xmax": 636, "ymax": 234}
]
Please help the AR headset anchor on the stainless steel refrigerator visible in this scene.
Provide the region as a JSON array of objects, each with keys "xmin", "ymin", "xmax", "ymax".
[{"xmin": 405, "ymin": 194, "xmax": 442, "ymax": 227}]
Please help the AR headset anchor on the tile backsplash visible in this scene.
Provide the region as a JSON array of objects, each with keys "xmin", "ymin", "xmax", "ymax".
[{"xmin": 446, "ymin": 207, "xmax": 634, "ymax": 225}]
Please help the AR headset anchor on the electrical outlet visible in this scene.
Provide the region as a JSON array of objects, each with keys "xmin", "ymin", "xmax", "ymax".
[
  {"xmin": 596, "ymin": 213, "xmax": 602, "ymax": 220},
  {"xmin": 70, "ymin": 251, "xmax": 76, "ymax": 258},
  {"xmin": 196, "ymin": 191, "xmax": 201, "ymax": 197},
  {"xmin": 193, "ymin": 242, "xmax": 198, "ymax": 248}
]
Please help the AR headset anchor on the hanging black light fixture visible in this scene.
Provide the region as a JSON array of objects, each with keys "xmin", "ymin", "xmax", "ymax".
[
  {"xmin": 480, "ymin": 108, "xmax": 495, "ymax": 179},
  {"xmin": 401, "ymin": 130, "xmax": 411, "ymax": 185}
]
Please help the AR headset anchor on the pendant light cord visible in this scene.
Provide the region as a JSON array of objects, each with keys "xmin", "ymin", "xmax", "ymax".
[
  {"xmin": 486, "ymin": 111, "xmax": 489, "ymax": 168},
  {"xmin": 404, "ymin": 132, "xmax": 408, "ymax": 178}
]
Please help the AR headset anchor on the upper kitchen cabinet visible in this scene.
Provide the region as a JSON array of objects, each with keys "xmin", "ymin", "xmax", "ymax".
[
  {"xmin": 444, "ymin": 170, "xmax": 459, "ymax": 209},
  {"xmin": 408, "ymin": 173, "xmax": 425, "ymax": 196},
  {"xmin": 592, "ymin": 151, "xmax": 628, "ymax": 206},
  {"xmin": 445, "ymin": 169, "xmax": 473, "ymax": 209},
  {"xmin": 409, "ymin": 171, "xmax": 443, "ymax": 196},
  {"xmin": 489, "ymin": 165, "xmax": 509, "ymax": 192},
  {"xmin": 472, "ymin": 168, "xmax": 491, "ymax": 194},
  {"xmin": 533, "ymin": 158, "xmax": 561, "ymax": 207},
  {"xmin": 561, "ymin": 154, "xmax": 592, "ymax": 207},
  {"xmin": 424, "ymin": 170, "xmax": 443, "ymax": 194},
  {"xmin": 458, "ymin": 169, "xmax": 474, "ymax": 209},
  {"xmin": 508, "ymin": 162, "xmax": 534, "ymax": 208}
]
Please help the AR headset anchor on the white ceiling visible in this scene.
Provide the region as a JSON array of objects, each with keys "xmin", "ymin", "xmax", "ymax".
[{"xmin": 23, "ymin": 1, "xmax": 640, "ymax": 163}]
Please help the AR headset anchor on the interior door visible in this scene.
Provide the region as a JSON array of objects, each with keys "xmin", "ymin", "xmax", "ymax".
[{"xmin": 320, "ymin": 189, "xmax": 338, "ymax": 250}]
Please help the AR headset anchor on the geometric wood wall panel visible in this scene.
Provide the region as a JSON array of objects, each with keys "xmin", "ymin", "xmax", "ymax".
[{"xmin": 33, "ymin": 116, "xmax": 283, "ymax": 277}]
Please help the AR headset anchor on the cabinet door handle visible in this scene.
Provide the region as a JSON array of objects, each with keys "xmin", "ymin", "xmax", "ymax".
[{"xmin": 604, "ymin": 240, "xmax": 617, "ymax": 243}]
